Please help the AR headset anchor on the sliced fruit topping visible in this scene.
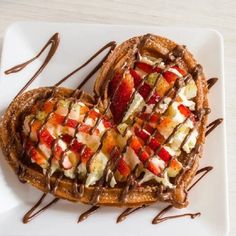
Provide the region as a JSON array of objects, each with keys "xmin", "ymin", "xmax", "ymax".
[
  {"xmin": 135, "ymin": 62, "xmax": 161, "ymax": 74},
  {"xmin": 81, "ymin": 147, "xmax": 93, "ymax": 164},
  {"xmin": 178, "ymin": 104, "xmax": 191, "ymax": 117},
  {"xmin": 109, "ymin": 71, "xmax": 122, "ymax": 97},
  {"xmin": 30, "ymin": 120, "xmax": 43, "ymax": 142},
  {"xmin": 158, "ymin": 147, "xmax": 171, "ymax": 163},
  {"xmin": 110, "ymin": 73, "xmax": 134, "ymax": 124},
  {"xmin": 117, "ymin": 158, "xmax": 131, "ymax": 177},
  {"xmin": 29, "ymin": 146, "xmax": 47, "ymax": 166},
  {"xmin": 48, "ymin": 113, "xmax": 65, "ymax": 125},
  {"xmin": 163, "ymin": 66, "xmax": 186, "ymax": 83},
  {"xmin": 40, "ymin": 128, "xmax": 54, "ymax": 148},
  {"xmin": 66, "ymin": 118, "xmax": 78, "ymax": 128}
]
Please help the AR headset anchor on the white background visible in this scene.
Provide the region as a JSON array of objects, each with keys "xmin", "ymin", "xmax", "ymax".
[{"xmin": 0, "ymin": 1, "xmax": 235, "ymax": 235}]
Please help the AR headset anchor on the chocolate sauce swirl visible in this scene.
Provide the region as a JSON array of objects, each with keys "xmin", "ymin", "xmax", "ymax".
[
  {"xmin": 5, "ymin": 33, "xmax": 60, "ymax": 97},
  {"xmin": 23, "ymin": 193, "xmax": 59, "ymax": 224}
]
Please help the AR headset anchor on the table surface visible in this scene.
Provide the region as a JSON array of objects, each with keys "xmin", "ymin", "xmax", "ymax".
[{"xmin": 0, "ymin": 0, "xmax": 235, "ymax": 235}]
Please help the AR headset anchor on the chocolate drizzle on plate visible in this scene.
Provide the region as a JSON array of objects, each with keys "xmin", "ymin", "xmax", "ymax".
[
  {"xmin": 5, "ymin": 33, "xmax": 60, "ymax": 98},
  {"xmin": 23, "ymin": 193, "xmax": 59, "ymax": 224},
  {"xmin": 3, "ymin": 32, "xmax": 223, "ymax": 225},
  {"xmin": 207, "ymin": 77, "xmax": 218, "ymax": 90}
]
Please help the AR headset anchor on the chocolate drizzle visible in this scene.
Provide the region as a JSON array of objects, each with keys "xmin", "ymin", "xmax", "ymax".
[
  {"xmin": 206, "ymin": 118, "xmax": 223, "ymax": 136},
  {"xmin": 23, "ymin": 193, "xmax": 59, "ymax": 224},
  {"xmin": 77, "ymin": 206, "xmax": 100, "ymax": 223},
  {"xmin": 152, "ymin": 205, "xmax": 200, "ymax": 224},
  {"xmin": 207, "ymin": 77, "xmax": 218, "ymax": 90},
  {"xmin": 5, "ymin": 33, "xmax": 60, "ymax": 97}
]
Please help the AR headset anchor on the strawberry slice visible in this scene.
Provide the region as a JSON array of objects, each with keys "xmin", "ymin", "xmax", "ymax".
[
  {"xmin": 43, "ymin": 100, "xmax": 55, "ymax": 113},
  {"xmin": 129, "ymin": 69, "xmax": 142, "ymax": 86},
  {"xmin": 178, "ymin": 104, "xmax": 191, "ymax": 117},
  {"xmin": 89, "ymin": 110, "xmax": 100, "ymax": 120},
  {"xmin": 110, "ymin": 73, "xmax": 134, "ymax": 124},
  {"xmin": 40, "ymin": 128, "xmax": 54, "ymax": 148},
  {"xmin": 163, "ymin": 66, "xmax": 186, "ymax": 83},
  {"xmin": 117, "ymin": 158, "xmax": 131, "ymax": 177},
  {"xmin": 49, "ymin": 113, "xmax": 65, "ymax": 125},
  {"xmin": 81, "ymin": 147, "xmax": 93, "ymax": 163},
  {"xmin": 134, "ymin": 127, "xmax": 149, "ymax": 142},
  {"xmin": 138, "ymin": 83, "xmax": 160, "ymax": 104},
  {"xmin": 149, "ymin": 138, "xmax": 160, "ymax": 151},
  {"xmin": 136, "ymin": 62, "xmax": 154, "ymax": 74},
  {"xmin": 54, "ymin": 143, "xmax": 63, "ymax": 161},
  {"xmin": 30, "ymin": 147, "xmax": 46, "ymax": 165},
  {"xmin": 147, "ymin": 161, "xmax": 161, "ymax": 176},
  {"xmin": 109, "ymin": 72, "xmax": 122, "ymax": 97},
  {"xmin": 158, "ymin": 147, "xmax": 171, "ymax": 162},
  {"xmin": 61, "ymin": 134, "xmax": 73, "ymax": 144},
  {"xmin": 70, "ymin": 140, "xmax": 84, "ymax": 153},
  {"xmin": 66, "ymin": 118, "xmax": 78, "ymax": 128},
  {"xmin": 102, "ymin": 117, "xmax": 112, "ymax": 128}
]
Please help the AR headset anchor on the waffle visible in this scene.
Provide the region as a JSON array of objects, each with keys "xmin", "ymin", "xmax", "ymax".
[{"xmin": 0, "ymin": 34, "xmax": 209, "ymax": 208}]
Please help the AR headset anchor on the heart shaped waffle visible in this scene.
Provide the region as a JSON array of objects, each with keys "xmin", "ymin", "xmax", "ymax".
[{"xmin": 0, "ymin": 34, "xmax": 209, "ymax": 209}]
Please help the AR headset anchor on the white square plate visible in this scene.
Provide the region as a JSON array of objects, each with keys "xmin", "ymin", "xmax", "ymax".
[{"xmin": 0, "ymin": 22, "xmax": 229, "ymax": 236}]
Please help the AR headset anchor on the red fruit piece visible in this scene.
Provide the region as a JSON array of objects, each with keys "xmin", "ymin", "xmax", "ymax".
[
  {"xmin": 147, "ymin": 161, "xmax": 161, "ymax": 176},
  {"xmin": 89, "ymin": 110, "xmax": 100, "ymax": 120},
  {"xmin": 138, "ymin": 83, "xmax": 160, "ymax": 104},
  {"xmin": 102, "ymin": 117, "xmax": 112, "ymax": 128},
  {"xmin": 110, "ymin": 73, "xmax": 134, "ymax": 124},
  {"xmin": 81, "ymin": 147, "xmax": 93, "ymax": 163},
  {"xmin": 70, "ymin": 140, "xmax": 84, "ymax": 153},
  {"xmin": 136, "ymin": 62, "xmax": 154, "ymax": 74},
  {"xmin": 30, "ymin": 147, "xmax": 46, "ymax": 165},
  {"xmin": 134, "ymin": 127, "xmax": 149, "ymax": 142},
  {"xmin": 158, "ymin": 147, "xmax": 171, "ymax": 163},
  {"xmin": 43, "ymin": 100, "xmax": 55, "ymax": 113},
  {"xmin": 40, "ymin": 129, "xmax": 54, "ymax": 148},
  {"xmin": 178, "ymin": 104, "xmax": 191, "ymax": 117},
  {"xmin": 62, "ymin": 156, "xmax": 73, "ymax": 170},
  {"xmin": 109, "ymin": 72, "xmax": 122, "ymax": 97},
  {"xmin": 53, "ymin": 143, "xmax": 63, "ymax": 161},
  {"xmin": 149, "ymin": 138, "xmax": 160, "ymax": 151},
  {"xmin": 49, "ymin": 113, "xmax": 65, "ymax": 125},
  {"xmin": 129, "ymin": 69, "xmax": 142, "ymax": 86},
  {"xmin": 66, "ymin": 118, "xmax": 78, "ymax": 128},
  {"xmin": 163, "ymin": 71, "xmax": 177, "ymax": 83},
  {"xmin": 117, "ymin": 158, "xmax": 131, "ymax": 177},
  {"xmin": 61, "ymin": 134, "xmax": 73, "ymax": 144}
]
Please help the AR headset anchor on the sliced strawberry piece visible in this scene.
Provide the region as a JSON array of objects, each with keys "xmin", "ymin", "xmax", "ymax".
[
  {"xmin": 109, "ymin": 72, "xmax": 122, "ymax": 97},
  {"xmin": 136, "ymin": 62, "xmax": 154, "ymax": 74},
  {"xmin": 102, "ymin": 117, "xmax": 112, "ymax": 128},
  {"xmin": 139, "ymin": 150, "xmax": 150, "ymax": 162},
  {"xmin": 30, "ymin": 147, "xmax": 46, "ymax": 165},
  {"xmin": 130, "ymin": 137, "xmax": 142, "ymax": 153},
  {"xmin": 40, "ymin": 129, "xmax": 54, "ymax": 148},
  {"xmin": 78, "ymin": 124, "xmax": 91, "ymax": 134},
  {"xmin": 117, "ymin": 158, "xmax": 131, "ymax": 177},
  {"xmin": 163, "ymin": 71, "xmax": 177, "ymax": 83},
  {"xmin": 158, "ymin": 147, "xmax": 171, "ymax": 162},
  {"xmin": 149, "ymin": 138, "xmax": 160, "ymax": 151},
  {"xmin": 138, "ymin": 83, "xmax": 160, "ymax": 105},
  {"xmin": 43, "ymin": 100, "xmax": 55, "ymax": 113},
  {"xmin": 81, "ymin": 147, "xmax": 93, "ymax": 163},
  {"xmin": 178, "ymin": 104, "xmax": 191, "ymax": 117},
  {"xmin": 49, "ymin": 113, "xmax": 65, "ymax": 125},
  {"xmin": 129, "ymin": 69, "xmax": 142, "ymax": 86},
  {"xmin": 70, "ymin": 140, "xmax": 84, "ymax": 153},
  {"xmin": 53, "ymin": 143, "xmax": 63, "ymax": 161},
  {"xmin": 110, "ymin": 73, "xmax": 134, "ymax": 124},
  {"xmin": 89, "ymin": 110, "xmax": 100, "ymax": 120},
  {"xmin": 66, "ymin": 118, "xmax": 78, "ymax": 128},
  {"xmin": 147, "ymin": 161, "xmax": 161, "ymax": 176},
  {"xmin": 134, "ymin": 127, "xmax": 149, "ymax": 142},
  {"xmin": 173, "ymin": 66, "xmax": 186, "ymax": 76},
  {"xmin": 61, "ymin": 134, "xmax": 73, "ymax": 144}
]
